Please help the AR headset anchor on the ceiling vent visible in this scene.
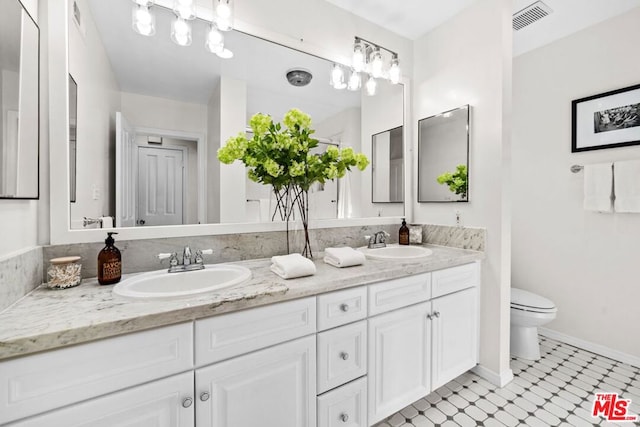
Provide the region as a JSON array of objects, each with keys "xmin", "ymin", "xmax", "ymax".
[{"xmin": 513, "ymin": 1, "xmax": 553, "ymax": 31}]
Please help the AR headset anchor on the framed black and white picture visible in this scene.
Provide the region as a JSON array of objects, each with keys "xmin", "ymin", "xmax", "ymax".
[{"xmin": 571, "ymin": 83, "xmax": 640, "ymax": 152}]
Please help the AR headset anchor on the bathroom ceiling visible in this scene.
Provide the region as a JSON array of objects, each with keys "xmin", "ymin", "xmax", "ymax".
[{"xmin": 324, "ymin": 0, "xmax": 640, "ymax": 55}]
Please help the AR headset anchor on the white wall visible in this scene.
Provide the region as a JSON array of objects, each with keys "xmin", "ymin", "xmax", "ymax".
[
  {"xmin": 512, "ymin": 7, "xmax": 640, "ymax": 359},
  {"xmin": 412, "ymin": 0, "xmax": 513, "ymax": 383},
  {"xmin": 0, "ymin": 0, "xmax": 41, "ymax": 258},
  {"xmin": 68, "ymin": 0, "xmax": 121, "ymax": 227},
  {"xmin": 121, "ymin": 92, "xmax": 208, "ymax": 135}
]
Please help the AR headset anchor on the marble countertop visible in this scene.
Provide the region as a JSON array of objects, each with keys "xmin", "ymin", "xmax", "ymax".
[{"xmin": 0, "ymin": 244, "xmax": 483, "ymax": 361}]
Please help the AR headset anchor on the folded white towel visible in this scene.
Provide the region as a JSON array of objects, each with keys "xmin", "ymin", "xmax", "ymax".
[
  {"xmin": 583, "ymin": 163, "xmax": 613, "ymax": 212},
  {"xmin": 614, "ymin": 160, "xmax": 640, "ymax": 213},
  {"xmin": 324, "ymin": 247, "xmax": 366, "ymax": 268},
  {"xmin": 270, "ymin": 253, "xmax": 316, "ymax": 279}
]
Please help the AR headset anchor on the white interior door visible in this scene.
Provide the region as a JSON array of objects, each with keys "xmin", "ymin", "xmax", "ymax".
[
  {"xmin": 309, "ymin": 143, "xmax": 338, "ymax": 219},
  {"xmin": 137, "ymin": 146, "xmax": 184, "ymax": 226},
  {"xmin": 115, "ymin": 112, "xmax": 136, "ymax": 227}
]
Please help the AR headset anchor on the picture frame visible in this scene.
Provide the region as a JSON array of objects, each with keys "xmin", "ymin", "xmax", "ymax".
[{"xmin": 571, "ymin": 83, "xmax": 640, "ymax": 152}]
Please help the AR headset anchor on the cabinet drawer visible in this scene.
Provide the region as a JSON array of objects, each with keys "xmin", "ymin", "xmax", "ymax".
[
  {"xmin": 195, "ymin": 297, "xmax": 316, "ymax": 366},
  {"xmin": 0, "ymin": 322, "xmax": 193, "ymax": 425},
  {"xmin": 318, "ymin": 377, "xmax": 367, "ymax": 427},
  {"xmin": 368, "ymin": 272, "xmax": 431, "ymax": 316},
  {"xmin": 317, "ymin": 287, "xmax": 367, "ymax": 331},
  {"xmin": 432, "ymin": 262, "xmax": 479, "ymax": 298},
  {"xmin": 317, "ymin": 321, "xmax": 367, "ymax": 394}
]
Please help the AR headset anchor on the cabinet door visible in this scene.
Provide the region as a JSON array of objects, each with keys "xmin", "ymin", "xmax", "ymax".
[
  {"xmin": 431, "ymin": 287, "xmax": 479, "ymax": 390},
  {"xmin": 9, "ymin": 372, "xmax": 194, "ymax": 427},
  {"xmin": 368, "ymin": 302, "xmax": 431, "ymax": 425},
  {"xmin": 196, "ymin": 335, "xmax": 316, "ymax": 427}
]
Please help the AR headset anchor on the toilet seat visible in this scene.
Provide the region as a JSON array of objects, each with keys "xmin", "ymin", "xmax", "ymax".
[{"xmin": 511, "ymin": 288, "xmax": 557, "ymax": 314}]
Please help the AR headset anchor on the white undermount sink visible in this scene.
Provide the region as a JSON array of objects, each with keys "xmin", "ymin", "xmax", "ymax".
[
  {"xmin": 358, "ymin": 244, "xmax": 433, "ymax": 261},
  {"xmin": 112, "ymin": 264, "xmax": 252, "ymax": 299}
]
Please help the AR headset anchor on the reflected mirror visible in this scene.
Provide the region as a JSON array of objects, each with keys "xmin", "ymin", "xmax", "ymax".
[
  {"xmin": 69, "ymin": 0, "xmax": 405, "ymax": 228},
  {"xmin": 372, "ymin": 126, "xmax": 404, "ymax": 203},
  {"xmin": 418, "ymin": 105, "xmax": 469, "ymax": 203},
  {"xmin": 0, "ymin": 0, "xmax": 39, "ymax": 199},
  {"xmin": 69, "ymin": 75, "xmax": 77, "ymax": 203}
]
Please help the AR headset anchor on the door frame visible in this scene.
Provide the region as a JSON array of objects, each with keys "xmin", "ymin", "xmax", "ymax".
[
  {"xmin": 136, "ymin": 144, "xmax": 188, "ymax": 226},
  {"xmin": 134, "ymin": 126, "xmax": 206, "ymax": 225}
]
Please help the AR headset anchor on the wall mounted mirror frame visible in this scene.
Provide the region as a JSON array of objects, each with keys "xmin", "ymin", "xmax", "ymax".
[
  {"xmin": 371, "ymin": 125, "xmax": 404, "ymax": 204},
  {"xmin": 0, "ymin": 0, "xmax": 40, "ymax": 200},
  {"xmin": 47, "ymin": 0, "xmax": 411, "ymax": 244},
  {"xmin": 417, "ymin": 105, "xmax": 470, "ymax": 203}
]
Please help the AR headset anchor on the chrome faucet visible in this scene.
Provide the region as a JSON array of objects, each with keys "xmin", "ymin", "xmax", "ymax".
[
  {"xmin": 366, "ymin": 231, "xmax": 390, "ymax": 249},
  {"xmin": 157, "ymin": 247, "xmax": 213, "ymax": 273}
]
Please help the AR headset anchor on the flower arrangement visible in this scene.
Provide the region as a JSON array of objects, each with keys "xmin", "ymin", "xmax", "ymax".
[
  {"xmin": 436, "ymin": 164, "xmax": 468, "ymax": 199},
  {"xmin": 218, "ymin": 108, "xmax": 369, "ymax": 256}
]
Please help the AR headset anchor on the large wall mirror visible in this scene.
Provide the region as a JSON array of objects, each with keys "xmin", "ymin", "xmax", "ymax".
[
  {"xmin": 67, "ymin": 0, "xmax": 405, "ymax": 230},
  {"xmin": 0, "ymin": 0, "xmax": 39, "ymax": 199},
  {"xmin": 418, "ymin": 105, "xmax": 469, "ymax": 203}
]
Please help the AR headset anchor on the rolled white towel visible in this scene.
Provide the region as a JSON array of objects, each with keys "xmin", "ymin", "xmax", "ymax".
[
  {"xmin": 324, "ymin": 247, "xmax": 366, "ymax": 268},
  {"xmin": 270, "ymin": 253, "xmax": 316, "ymax": 279}
]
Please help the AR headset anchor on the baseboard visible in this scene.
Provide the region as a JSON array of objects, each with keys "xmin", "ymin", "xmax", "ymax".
[
  {"xmin": 539, "ymin": 327, "xmax": 640, "ymax": 369},
  {"xmin": 472, "ymin": 364, "xmax": 514, "ymax": 387}
]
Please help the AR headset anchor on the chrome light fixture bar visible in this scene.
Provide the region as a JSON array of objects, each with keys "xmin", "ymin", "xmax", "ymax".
[
  {"xmin": 130, "ymin": 0, "xmax": 235, "ymax": 59},
  {"xmin": 330, "ymin": 36, "xmax": 401, "ymax": 96}
]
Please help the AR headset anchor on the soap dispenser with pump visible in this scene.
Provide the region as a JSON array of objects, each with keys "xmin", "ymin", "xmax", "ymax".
[
  {"xmin": 399, "ymin": 218, "xmax": 410, "ymax": 245},
  {"xmin": 98, "ymin": 232, "xmax": 121, "ymax": 285}
]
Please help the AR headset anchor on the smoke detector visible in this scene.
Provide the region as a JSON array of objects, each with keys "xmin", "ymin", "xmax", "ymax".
[
  {"xmin": 286, "ymin": 69, "xmax": 313, "ymax": 87},
  {"xmin": 513, "ymin": 1, "xmax": 553, "ymax": 31}
]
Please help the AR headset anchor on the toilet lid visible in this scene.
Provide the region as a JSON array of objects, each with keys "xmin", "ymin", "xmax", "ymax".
[{"xmin": 511, "ymin": 288, "xmax": 556, "ymax": 311}]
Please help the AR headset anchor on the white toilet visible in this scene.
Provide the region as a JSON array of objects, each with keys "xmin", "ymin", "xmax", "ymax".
[{"xmin": 510, "ymin": 288, "xmax": 557, "ymax": 360}]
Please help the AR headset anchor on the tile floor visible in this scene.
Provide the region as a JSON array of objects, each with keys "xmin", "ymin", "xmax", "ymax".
[{"xmin": 374, "ymin": 336, "xmax": 640, "ymax": 427}]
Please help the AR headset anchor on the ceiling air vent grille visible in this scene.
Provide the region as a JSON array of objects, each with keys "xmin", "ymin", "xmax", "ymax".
[{"xmin": 513, "ymin": 1, "xmax": 553, "ymax": 31}]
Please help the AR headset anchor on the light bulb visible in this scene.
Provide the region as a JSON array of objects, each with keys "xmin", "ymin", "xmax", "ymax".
[
  {"xmin": 173, "ymin": 0, "xmax": 196, "ymax": 20},
  {"xmin": 171, "ymin": 17, "xmax": 192, "ymax": 46},
  {"xmin": 352, "ymin": 41, "xmax": 365, "ymax": 72},
  {"xmin": 347, "ymin": 70, "xmax": 361, "ymax": 91},
  {"xmin": 132, "ymin": 5, "xmax": 155, "ymax": 36},
  {"xmin": 331, "ymin": 64, "xmax": 345, "ymax": 89},
  {"xmin": 370, "ymin": 48, "xmax": 383, "ymax": 79},
  {"xmin": 206, "ymin": 25, "xmax": 224, "ymax": 53},
  {"xmin": 214, "ymin": 0, "xmax": 234, "ymax": 31},
  {"xmin": 389, "ymin": 56, "xmax": 401, "ymax": 84},
  {"xmin": 366, "ymin": 75, "xmax": 377, "ymax": 96}
]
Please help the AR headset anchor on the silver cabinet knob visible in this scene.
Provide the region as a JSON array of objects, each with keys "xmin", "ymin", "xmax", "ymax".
[
  {"xmin": 340, "ymin": 303, "xmax": 350, "ymax": 312},
  {"xmin": 182, "ymin": 397, "xmax": 193, "ymax": 408},
  {"xmin": 434, "ymin": 311, "xmax": 440, "ymax": 318},
  {"xmin": 340, "ymin": 413, "xmax": 349, "ymax": 422},
  {"xmin": 200, "ymin": 392, "xmax": 210, "ymax": 402},
  {"xmin": 340, "ymin": 352, "xmax": 350, "ymax": 361},
  {"xmin": 427, "ymin": 313, "xmax": 433, "ymax": 320}
]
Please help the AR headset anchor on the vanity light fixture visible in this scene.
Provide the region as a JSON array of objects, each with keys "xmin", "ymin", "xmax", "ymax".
[
  {"xmin": 130, "ymin": 0, "xmax": 235, "ymax": 59},
  {"xmin": 171, "ymin": 16, "xmax": 192, "ymax": 46},
  {"xmin": 331, "ymin": 36, "xmax": 401, "ymax": 95},
  {"xmin": 213, "ymin": 0, "xmax": 234, "ymax": 31}
]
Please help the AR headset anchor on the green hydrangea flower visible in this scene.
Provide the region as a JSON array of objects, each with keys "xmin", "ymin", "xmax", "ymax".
[
  {"xmin": 355, "ymin": 153, "xmax": 370, "ymax": 171},
  {"xmin": 249, "ymin": 113, "xmax": 272, "ymax": 137},
  {"xmin": 283, "ymin": 108, "xmax": 312, "ymax": 130}
]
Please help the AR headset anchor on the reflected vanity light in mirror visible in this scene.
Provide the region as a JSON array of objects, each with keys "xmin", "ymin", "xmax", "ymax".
[
  {"xmin": 418, "ymin": 105, "xmax": 470, "ymax": 203},
  {"xmin": 132, "ymin": 5, "xmax": 156, "ymax": 36},
  {"xmin": 213, "ymin": 0, "xmax": 234, "ymax": 31},
  {"xmin": 0, "ymin": 0, "xmax": 39, "ymax": 200},
  {"xmin": 63, "ymin": 0, "xmax": 405, "ymax": 235}
]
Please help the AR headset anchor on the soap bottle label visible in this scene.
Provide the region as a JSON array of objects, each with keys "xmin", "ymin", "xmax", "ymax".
[
  {"xmin": 102, "ymin": 260, "xmax": 121, "ymax": 280},
  {"xmin": 399, "ymin": 233, "xmax": 409, "ymax": 245}
]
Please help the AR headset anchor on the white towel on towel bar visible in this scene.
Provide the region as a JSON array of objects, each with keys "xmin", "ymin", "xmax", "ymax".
[
  {"xmin": 614, "ymin": 160, "xmax": 640, "ymax": 213},
  {"xmin": 583, "ymin": 163, "xmax": 613, "ymax": 213}
]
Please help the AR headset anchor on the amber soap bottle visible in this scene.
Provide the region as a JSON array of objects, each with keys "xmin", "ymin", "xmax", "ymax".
[
  {"xmin": 399, "ymin": 218, "xmax": 410, "ymax": 245},
  {"xmin": 98, "ymin": 232, "xmax": 122, "ymax": 285}
]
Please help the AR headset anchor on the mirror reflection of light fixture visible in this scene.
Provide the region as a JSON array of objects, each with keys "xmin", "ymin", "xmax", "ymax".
[
  {"xmin": 365, "ymin": 75, "xmax": 377, "ymax": 96},
  {"xmin": 213, "ymin": 0, "xmax": 234, "ymax": 31},
  {"xmin": 347, "ymin": 69, "xmax": 361, "ymax": 91},
  {"xmin": 331, "ymin": 36, "xmax": 401, "ymax": 95},
  {"xmin": 129, "ymin": 0, "xmax": 234, "ymax": 58},
  {"xmin": 330, "ymin": 64, "xmax": 346, "ymax": 90},
  {"xmin": 173, "ymin": 0, "xmax": 196, "ymax": 20},
  {"xmin": 171, "ymin": 17, "xmax": 192, "ymax": 46},
  {"xmin": 132, "ymin": 4, "xmax": 156, "ymax": 36}
]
